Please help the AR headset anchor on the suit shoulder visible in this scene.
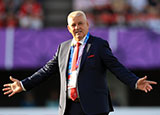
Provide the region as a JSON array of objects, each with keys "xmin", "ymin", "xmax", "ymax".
[
  {"xmin": 60, "ymin": 39, "xmax": 72, "ymax": 46},
  {"xmin": 90, "ymin": 35, "xmax": 109, "ymax": 45}
]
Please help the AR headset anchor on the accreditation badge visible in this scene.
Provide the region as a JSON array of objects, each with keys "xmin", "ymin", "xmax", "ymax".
[{"xmin": 68, "ymin": 70, "xmax": 78, "ymax": 88}]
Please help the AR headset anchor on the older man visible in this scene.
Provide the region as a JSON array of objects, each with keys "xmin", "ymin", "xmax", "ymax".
[{"xmin": 3, "ymin": 11, "xmax": 157, "ymax": 115}]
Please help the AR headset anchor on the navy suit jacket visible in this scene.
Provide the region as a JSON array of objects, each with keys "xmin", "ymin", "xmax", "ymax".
[{"xmin": 22, "ymin": 35, "xmax": 139, "ymax": 115}]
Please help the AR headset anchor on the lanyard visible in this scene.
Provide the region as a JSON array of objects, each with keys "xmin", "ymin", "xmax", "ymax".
[
  {"xmin": 76, "ymin": 32, "xmax": 89, "ymax": 66},
  {"xmin": 68, "ymin": 32, "xmax": 90, "ymax": 74}
]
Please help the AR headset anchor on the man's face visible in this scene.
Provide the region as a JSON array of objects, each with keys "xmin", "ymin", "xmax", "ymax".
[{"xmin": 67, "ymin": 15, "xmax": 89, "ymax": 41}]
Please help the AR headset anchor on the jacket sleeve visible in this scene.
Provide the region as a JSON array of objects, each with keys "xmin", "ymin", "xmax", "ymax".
[
  {"xmin": 100, "ymin": 40, "xmax": 139, "ymax": 89},
  {"xmin": 21, "ymin": 45, "xmax": 61, "ymax": 91}
]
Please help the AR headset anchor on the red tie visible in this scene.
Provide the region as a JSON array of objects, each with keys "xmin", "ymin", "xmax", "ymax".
[
  {"xmin": 71, "ymin": 42, "xmax": 81, "ymax": 71},
  {"xmin": 70, "ymin": 42, "xmax": 81, "ymax": 101}
]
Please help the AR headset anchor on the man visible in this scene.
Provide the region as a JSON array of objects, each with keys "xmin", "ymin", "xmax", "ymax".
[{"xmin": 3, "ymin": 11, "xmax": 157, "ymax": 115}]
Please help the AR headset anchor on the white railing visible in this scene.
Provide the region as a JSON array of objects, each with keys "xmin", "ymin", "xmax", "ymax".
[{"xmin": 0, "ymin": 107, "xmax": 160, "ymax": 115}]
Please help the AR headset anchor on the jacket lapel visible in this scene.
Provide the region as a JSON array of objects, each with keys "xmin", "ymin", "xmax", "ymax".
[
  {"xmin": 78, "ymin": 35, "xmax": 93, "ymax": 73},
  {"xmin": 63, "ymin": 40, "xmax": 72, "ymax": 77}
]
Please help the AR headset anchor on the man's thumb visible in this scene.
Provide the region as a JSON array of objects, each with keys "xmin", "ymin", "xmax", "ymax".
[{"xmin": 10, "ymin": 76, "xmax": 17, "ymax": 82}]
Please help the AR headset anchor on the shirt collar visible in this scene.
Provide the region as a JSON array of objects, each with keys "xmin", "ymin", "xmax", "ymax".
[{"xmin": 71, "ymin": 34, "xmax": 87, "ymax": 46}]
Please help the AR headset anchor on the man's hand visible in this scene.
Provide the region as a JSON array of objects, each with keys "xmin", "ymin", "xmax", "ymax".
[
  {"xmin": 137, "ymin": 76, "xmax": 157, "ymax": 93},
  {"xmin": 2, "ymin": 76, "xmax": 23, "ymax": 97}
]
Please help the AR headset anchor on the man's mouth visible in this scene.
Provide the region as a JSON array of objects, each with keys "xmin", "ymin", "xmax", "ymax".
[{"xmin": 75, "ymin": 31, "xmax": 82, "ymax": 34}]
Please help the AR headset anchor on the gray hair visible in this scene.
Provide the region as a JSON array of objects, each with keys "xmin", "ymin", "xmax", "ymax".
[{"xmin": 67, "ymin": 11, "xmax": 87, "ymax": 24}]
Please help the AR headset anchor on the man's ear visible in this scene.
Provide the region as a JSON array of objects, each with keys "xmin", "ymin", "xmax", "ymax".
[
  {"xmin": 87, "ymin": 21, "xmax": 89, "ymax": 27},
  {"xmin": 67, "ymin": 25, "xmax": 71, "ymax": 33}
]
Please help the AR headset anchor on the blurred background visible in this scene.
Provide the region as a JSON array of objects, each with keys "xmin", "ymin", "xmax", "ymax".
[{"xmin": 0, "ymin": 0, "xmax": 160, "ymax": 114}]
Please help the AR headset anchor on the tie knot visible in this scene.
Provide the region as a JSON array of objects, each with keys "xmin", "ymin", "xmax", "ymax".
[{"xmin": 76, "ymin": 42, "xmax": 81, "ymax": 47}]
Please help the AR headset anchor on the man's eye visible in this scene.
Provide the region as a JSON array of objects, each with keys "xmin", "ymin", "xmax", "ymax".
[{"xmin": 71, "ymin": 24, "xmax": 76, "ymax": 27}]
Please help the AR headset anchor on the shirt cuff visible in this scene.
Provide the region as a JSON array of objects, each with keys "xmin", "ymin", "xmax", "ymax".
[
  {"xmin": 20, "ymin": 81, "xmax": 26, "ymax": 91},
  {"xmin": 135, "ymin": 82, "xmax": 138, "ymax": 89}
]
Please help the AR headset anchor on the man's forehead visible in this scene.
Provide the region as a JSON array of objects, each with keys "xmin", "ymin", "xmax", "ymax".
[{"xmin": 68, "ymin": 17, "xmax": 83, "ymax": 24}]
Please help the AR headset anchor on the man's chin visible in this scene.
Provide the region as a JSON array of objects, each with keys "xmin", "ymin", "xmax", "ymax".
[{"xmin": 74, "ymin": 36, "xmax": 83, "ymax": 41}]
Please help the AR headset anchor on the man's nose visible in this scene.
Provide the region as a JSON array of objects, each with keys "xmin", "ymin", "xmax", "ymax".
[{"xmin": 75, "ymin": 25, "xmax": 79, "ymax": 29}]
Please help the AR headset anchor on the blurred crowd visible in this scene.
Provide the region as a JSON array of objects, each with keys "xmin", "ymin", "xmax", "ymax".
[
  {"xmin": 86, "ymin": 0, "xmax": 160, "ymax": 32},
  {"xmin": 0, "ymin": 0, "xmax": 43, "ymax": 29},
  {"xmin": 1, "ymin": 0, "xmax": 160, "ymax": 32}
]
